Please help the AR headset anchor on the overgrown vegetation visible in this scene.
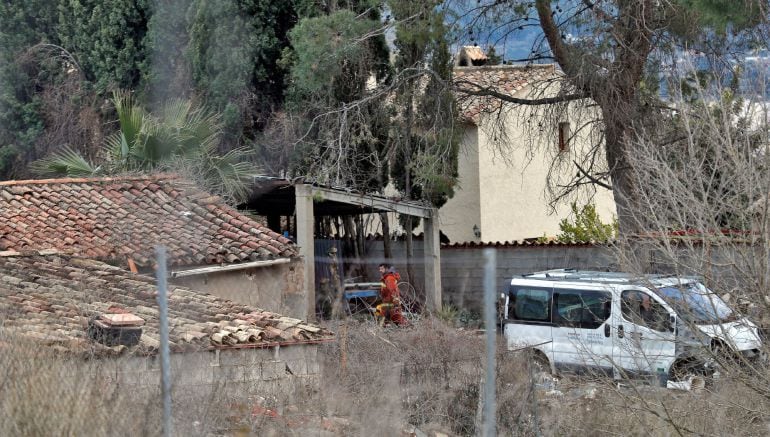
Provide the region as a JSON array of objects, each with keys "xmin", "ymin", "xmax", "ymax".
[
  {"xmin": 6, "ymin": 315, "xmax": 770, "ymax": 435},
  {"xmin": 32, "ymin": 91, "xmax": 255, "ymax": 202},
  {"xmin": 3, "ymin": 2, "xmax": 770, "ymax": 435},
  {"xmin": 556, "ymin": 202, "xmax": 617, "ymax": 243}
]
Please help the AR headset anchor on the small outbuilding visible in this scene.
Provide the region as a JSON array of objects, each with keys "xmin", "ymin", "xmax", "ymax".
[
  {"xmin": 0, "ymin": 175, "xmax": 307, "ymax": 318},
  {"xmin": 0, "ymin": 250, "xmax": 332, "ymax": 402}
]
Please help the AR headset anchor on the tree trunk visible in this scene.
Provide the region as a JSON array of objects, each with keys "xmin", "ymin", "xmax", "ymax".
[
  {"xmin": 381, "ymin": 212, "xmax": 392, "ymax": 259},
  {"xmin": 535, "ymin": 0, "xmax": 654, "ymax": 239},
  {"xmin": 344, "ymin": 215, "xmax": 363, "ymax": 280},
  {"xmin": 404, "ymin": 85, "xmax": 416, "ymax": 286},
  {"xmin": 405, "ymin": 218, "xmax": 415, "ymax": 284},
  {"xmin": 604, "ymin": 119, "xmax": 637, "ymax": 236},
  {"xmin": 355, "ymin": 215, "xmax": 367, "ymax": 280},
  {"xmin": 328, "ymin": 247, "xmax": 345, "ymax": 319}
]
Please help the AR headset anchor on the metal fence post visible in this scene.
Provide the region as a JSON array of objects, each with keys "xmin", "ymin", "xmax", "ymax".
[
  {"xmin": 155, "ymin": 246, "xmax": 172, "ymax": 437},
  {"xmin": 483, "ymin": 248, "xmax": 497, "ymax": 436}
]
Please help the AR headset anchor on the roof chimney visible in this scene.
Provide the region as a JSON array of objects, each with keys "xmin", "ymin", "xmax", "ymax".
[
  {"xmin": 456, "ymin": 46, "xmax": 489, "ymax": 67},
  {"xmin": 88, "ymin": 312, "xmax": 144, "ymax": 347}
]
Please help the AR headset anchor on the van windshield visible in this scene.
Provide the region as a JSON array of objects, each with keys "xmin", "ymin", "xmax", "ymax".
[{"xmin": 655, "ymin": 282, "xmax": 734, "ymax": 324}]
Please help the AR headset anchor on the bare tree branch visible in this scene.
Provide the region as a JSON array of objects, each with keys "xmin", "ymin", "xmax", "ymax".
[
  {"xmin": 574, "ymin": 160, "xmax": 612, "ymax": 190},
  {"xmin": 453, "ymin": 79, "xmax": 588, "ymax": 106}
]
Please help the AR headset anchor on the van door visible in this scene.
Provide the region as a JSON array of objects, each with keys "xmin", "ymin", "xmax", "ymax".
[
  {"xmin": 504, "ymin": 285, "xmax": 553, "ymax": 362},
  {"xmin": 613, "ymin": 289, "xmax": 676, "ymax": 377},
  {"xmin": 551, "ymin": 287, "xmax": 613, "ymax": 374}
]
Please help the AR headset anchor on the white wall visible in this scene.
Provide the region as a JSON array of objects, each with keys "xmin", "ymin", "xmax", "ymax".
[
  {"xmin": 173, "ymin": 261, "xmax": 307, "ymax": 319},
  {"xmin": 437, "ymin": 126, "xmax": 482, "ymax": 243},
  {"xmin": 446, "ymin": 85, "xmax": 616, "ymax": 242}
]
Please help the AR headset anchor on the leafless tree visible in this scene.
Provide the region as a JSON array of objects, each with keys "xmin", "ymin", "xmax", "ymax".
[{"xmin": 447, "ymin": 0, "xmax": 769, "ymax": 234}]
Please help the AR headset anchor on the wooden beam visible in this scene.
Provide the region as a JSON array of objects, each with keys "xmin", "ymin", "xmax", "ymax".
[
  {"xmin": 308, "ymin": 186, "xmax": 433, "ymax": 218},
  {"xmin": 170, "ymin": 258, "xmax": 292, "ymax": 278}
]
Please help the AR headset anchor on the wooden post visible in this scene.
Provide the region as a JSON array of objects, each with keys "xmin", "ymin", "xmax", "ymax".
[
  {"xmin": 295, "ymin": 184, "xmax": 315, "ymax": 320},
  {"xmin": 423, "ymin": 208, "xmax": 442, "ymax": 312}
]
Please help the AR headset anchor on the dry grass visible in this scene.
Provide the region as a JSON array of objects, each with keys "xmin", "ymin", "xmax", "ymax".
[
  {"xmin": 3, "ymin": 317, "xmax": 770, "ymax": 436},
  {"xmin": 0, "ymin": 340, "xmax": 159, "ymax": 436},
  {"xmin": 314, "ymin": 318, "xmax": 770, "ymax": 436}
]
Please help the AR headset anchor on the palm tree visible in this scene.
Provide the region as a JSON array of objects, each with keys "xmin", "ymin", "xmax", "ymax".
[{"xmin": 33, "ymin": 91, "xmax": 254, "ymax": 202}]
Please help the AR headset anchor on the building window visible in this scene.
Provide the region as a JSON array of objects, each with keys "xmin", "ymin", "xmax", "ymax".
[{"xmin": 558, "ymin": 122, "xmax": 570, "ymax": 152}]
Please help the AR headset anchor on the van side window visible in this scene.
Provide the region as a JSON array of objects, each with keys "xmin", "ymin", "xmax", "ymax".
[
  {"xmin": 553, "ymin": 289, "xmax": 611, "ymax": 329},
  {"xmin": 621, "ymin": 290, "xmax": 669, "ymax": 332},
  {"xmin": 510, "ymin": 287, "xmax": 551, "ymax": 322}
]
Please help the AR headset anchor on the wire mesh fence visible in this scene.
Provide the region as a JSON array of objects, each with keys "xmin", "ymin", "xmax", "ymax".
[{"xmin": 2, "ymin": 209, "xmax": 770, "ymax": 435}]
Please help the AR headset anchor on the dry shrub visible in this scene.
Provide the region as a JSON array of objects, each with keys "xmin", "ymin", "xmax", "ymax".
[
  {"xmin": 0, "ymin": 328, "xmax": 265, "ymax": 436},
  {"xmin": 318, "ymin": 316, "xmax": 770, "ymax": 436},
  {"xmin": 495, "ymin": 349, "xmax": 540, "ymax": 435},
  {"xmin": 534, "ymin": 376, "xmax": 770, "ymax": 437},
  {"xmin": 0, "ymin": 338, "xmax": 160, "ymax": 436},
  {"xmin": 317, "ymin": 318, "xmax": 486, "ymax": 436},
  {"xmin": 6, "ymin": 312, "xmax": 769, "ymax": 436}
]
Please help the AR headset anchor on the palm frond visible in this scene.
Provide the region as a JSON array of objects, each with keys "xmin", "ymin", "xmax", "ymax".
[
  {"xmin": 159, "ymin": 98, "xmax": 192, "ymax": 130},
  {"xmin": 112, "ymin": 91, "xmax": 144, "ymax": 149},
  {"xmin": 30, "ymin": 146, "xmax": 100, "ymax": 177},
  {"xmin": 181, "ymin": 109, "xmax": 222, "ymax": 155},
  {"xmin": 206, "ymin": 147, "xmax": 257, "ymax": 201},
  {"xmin": 92, "ymin": 91, "xmax": 229, "ymax": 178},
  {"xmin": 104, "ymin": 132, "xmax": 130, "ymax": 169}
]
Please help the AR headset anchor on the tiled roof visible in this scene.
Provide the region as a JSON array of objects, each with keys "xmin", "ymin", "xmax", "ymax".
[
  {"xmin": 453, "ymin": 64, "xmax": 559, "ymax": 123},
  {"xmin": 0, "ymin": 175, "xmax": 297, "ymax": 268},
  {"xmin": 362, "ymin": 233, "xmax": 604, "ymax": 247},
  {"xmin": 442, "ymin": 239, "xmax": 608, "ymax": 248},
  {"xmin": 0, "ymin": 251, "xmax": 333, "ymax": 356}
]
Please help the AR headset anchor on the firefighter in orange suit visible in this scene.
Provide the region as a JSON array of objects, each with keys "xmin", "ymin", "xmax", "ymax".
[{"xmin": 375, "ymin": 263, "xmax": 407, "ymax": 326}]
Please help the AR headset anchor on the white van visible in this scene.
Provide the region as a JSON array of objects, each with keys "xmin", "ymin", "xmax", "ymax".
[{"xmin": 501, "ymin": 269, "xmax": 764, "ymax": 381}]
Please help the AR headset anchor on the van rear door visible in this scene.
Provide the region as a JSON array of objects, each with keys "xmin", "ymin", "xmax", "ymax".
[{"xmin": 504, "ymin": 285, "xmax": 553, "ymax": 361}]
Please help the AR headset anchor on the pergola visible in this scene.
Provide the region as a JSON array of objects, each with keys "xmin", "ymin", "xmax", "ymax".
[{"xmin": 242, "ymin": 177, "xmax": 442, "ymax": 320}]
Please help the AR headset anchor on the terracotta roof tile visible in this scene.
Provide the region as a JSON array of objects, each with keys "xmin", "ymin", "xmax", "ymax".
[
  {"xmin": 0, "ymin": 253, "xmax": 333, "ymax": 356},
  {"xmin": 0, "ymin": 175, "xmax": 298, "ymax": 267},
  {"xmin": 453, "ymin": 64, "xmax": 560, "ymax": 124}
]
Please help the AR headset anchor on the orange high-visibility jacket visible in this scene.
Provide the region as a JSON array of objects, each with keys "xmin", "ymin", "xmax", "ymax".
[{"xmin": 380, "ymin": 271, "xmax": 400, "ymax": 304}]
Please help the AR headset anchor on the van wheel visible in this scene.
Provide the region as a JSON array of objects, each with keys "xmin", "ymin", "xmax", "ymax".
[
  {"xmin": 670, "ymin": 358, "xmax": 713, "ymax": 388},
  {"xmin": 529, "ymin": 351, "xmax": 553, "ymax": 382},
  {"xmin": 670, "ymin": 359, "xmax": 698, "ymax": 381}
]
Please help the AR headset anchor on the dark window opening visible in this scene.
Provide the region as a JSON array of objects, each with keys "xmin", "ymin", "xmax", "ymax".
[
  {"xmin": 553, "ymin": 289, "xmax": 611, "ymax": 329},
  {"xmin": 621, "ymin": 290, "xmax": 669, "ymax": 332},
  {"xmin": 558, "ymin": 121, "xmax": 570, "ymax": 152}
]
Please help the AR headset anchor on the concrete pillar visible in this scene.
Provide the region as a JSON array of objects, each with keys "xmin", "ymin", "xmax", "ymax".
[
  {"xmin": 295, "ymin": 184, "xmax": 315, "ymax": 320},
  {"xmin": 423, "ymin": 208, "xmax": 442, "ymax": 312}
]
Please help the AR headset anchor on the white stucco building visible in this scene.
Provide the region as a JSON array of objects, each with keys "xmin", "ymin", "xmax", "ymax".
[{"xmin": 442, "ymin": 47, "xmax": 617, "ymax": 243}]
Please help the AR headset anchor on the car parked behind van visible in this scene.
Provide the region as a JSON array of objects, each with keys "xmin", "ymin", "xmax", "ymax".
[{"xmin": 501, "ymin": 269, "xmax": 764, "ymax": 383}]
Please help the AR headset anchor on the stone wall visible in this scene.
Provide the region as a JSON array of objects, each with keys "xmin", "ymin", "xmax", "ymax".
[{"xmin": 95, "ymin": 344, "xmax": 321, "ymax": 408}]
